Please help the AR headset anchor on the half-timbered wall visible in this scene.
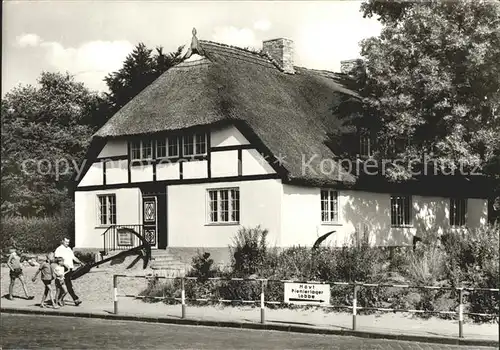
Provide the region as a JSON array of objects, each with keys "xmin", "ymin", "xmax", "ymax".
[{"xmin": 76, "ymin": 124, "xmax": 276, "ymax": 188}]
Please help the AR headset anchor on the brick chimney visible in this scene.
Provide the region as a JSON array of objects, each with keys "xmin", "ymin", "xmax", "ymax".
[{"xmin": 262, "ymin": 38, "xmax": 295, "ymax": 74}]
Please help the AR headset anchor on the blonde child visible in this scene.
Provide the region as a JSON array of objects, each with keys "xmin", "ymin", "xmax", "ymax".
[
  {"xmin": 6, "ymin": 248, "xmax": 34, "ymax": 301},
  {"xmin": 53, "ymin": 257, "xmax": 68, "ymax": 306},
  {"xmin": 32, "ymin": 253, "xmax": 58, "ymax": 308}
]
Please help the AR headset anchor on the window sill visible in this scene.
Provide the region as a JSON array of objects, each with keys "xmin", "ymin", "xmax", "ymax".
[
  {"xmin": 321, "ymin": 222, "xmax": 342, "ymax": 226},
  {"xmin": 205, "ymin": 222, "xmax": 240, "ymax": 227},
  {"xmin": 391, "ymin": 225, "xmax": 413, "ymax": 229}
]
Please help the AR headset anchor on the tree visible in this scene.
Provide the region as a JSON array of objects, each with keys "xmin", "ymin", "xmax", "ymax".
[
  {"xmin": 335, "ymin": 1, "xmax": 500, "ymax": 182},
  {"xmin": 104, "ymin": 43, "xmax": 183, "ymax": 113},
  {"xmin": 1, "ymin": 72, "xmax": 104, "ymax": 217}
]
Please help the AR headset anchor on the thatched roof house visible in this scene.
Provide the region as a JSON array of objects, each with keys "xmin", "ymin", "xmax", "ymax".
[
  {"xmin": 74, "ymin": 30, "xmax": 491, "ymax": 255},
  {"xmin": 93, "ymin": 38, "xmax": 364, "ymax": 187}
]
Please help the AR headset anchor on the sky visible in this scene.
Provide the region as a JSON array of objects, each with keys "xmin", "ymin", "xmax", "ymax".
[{"xmin": 2, "ymin": 1, "xmax": 382, "ymax": 95}]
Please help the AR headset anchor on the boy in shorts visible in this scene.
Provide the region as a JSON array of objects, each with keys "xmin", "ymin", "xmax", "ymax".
[
  {"xmin": 32, "ymin": 253, "xmax": 59, "ymax": 308},
  {"xmin": 7, "ymin": 248, "xmax": 34, "ymax": 301}
]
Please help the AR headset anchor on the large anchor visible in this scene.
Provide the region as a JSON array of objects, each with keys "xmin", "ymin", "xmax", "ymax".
[
  {"xmin": 312, "ymin": 230, "xmax": 336, "ymax": 252},
  {"xmin": 70, "ymin": 227, "xmax": 152, "ymax": 280}
]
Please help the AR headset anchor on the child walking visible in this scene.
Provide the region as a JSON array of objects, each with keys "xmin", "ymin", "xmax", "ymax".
[
  {"xmin": 6, "ymin": 248, "xmax": 34, "ymax": 301},
  {"xmin": 53, "ymin": 257, "xmax": 68, "ymax": 306},
  {"xmin": 32, "ymin": 253, "xmax": 59, "ymax": 308}
]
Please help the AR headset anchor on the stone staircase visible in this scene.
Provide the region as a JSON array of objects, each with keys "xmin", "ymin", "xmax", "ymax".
[{"xmin": 150, "ymin": 249, "xmax": 190, "ymax": 277}]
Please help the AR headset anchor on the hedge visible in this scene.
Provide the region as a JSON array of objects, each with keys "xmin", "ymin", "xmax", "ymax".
[{"xmin": 1, "ymin": 213, "xmax": 74, "ymax": 257}]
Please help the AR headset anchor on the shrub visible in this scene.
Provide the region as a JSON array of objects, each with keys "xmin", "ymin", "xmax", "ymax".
[
  {"xmin": 185, "ymin": 251, "xmax": 221, "ymax": 301},
  {"xmin": 187, "ymin": 251, "xmax": 218, "ymax": 281},
  {"xmin": 405, "ymin": 244, "xmax": 446, "ymax": 286},
  {"xmin": 441, "ymin": 225, "xmax": 499, "ymax": 282},
  {"xmin": 74, "ymin": 251, "xmax": 96, "ymax": 265},
  {"xmin": 230, "ymin": 226, "xmax": 268, "ymax": 277},
  {"xmin": 1, "ymin": 210, "xmax": 74, "ymax": 255},
  {"xmin": 441, "ymin": 225, "xmax": 500, "ymax": 321},
  {"xmin": 138, "ymin": 276, "xmax": 180, "ymax": 304}
]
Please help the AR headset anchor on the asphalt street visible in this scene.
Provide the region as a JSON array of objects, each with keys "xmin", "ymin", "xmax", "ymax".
[{"xmin": 0, "ymin": 314, "xmax": 495, "ymax": 350}]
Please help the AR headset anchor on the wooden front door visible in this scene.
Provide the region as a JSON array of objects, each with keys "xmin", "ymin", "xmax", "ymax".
[{"xmin": 142, "ymin": 196, "xmax": 158, "ymax": 248}]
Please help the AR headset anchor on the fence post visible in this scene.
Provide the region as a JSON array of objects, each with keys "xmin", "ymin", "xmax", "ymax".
[
  {"xmin": 260, "ymin": 280, "xmax": 265, "ymax": 324},
  {"xmin": 458, "ymin": 287, "xmax": 464, "ymax": 338},
  {"xmin": 181, "ymin": 277, "xmax": 186, "ymax": 319},
  {"xmin": 113, "ymin": 274, "xmax": 118, "ymax": 315},
  {"xmin": 352, "ymin": 282, "xmax": 358, "ymax": 331}
]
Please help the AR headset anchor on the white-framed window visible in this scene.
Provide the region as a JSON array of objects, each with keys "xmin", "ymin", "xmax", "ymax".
[
  {"xmin": 321, "ymin": 189, "xmax": 339, "ymax": 223},
  {"xmin": 359, "ymin": 133, "xmax": 372, "ymax": 157},
  {"xmin": 131, "ymin": 140, "xmax": 153, "ymax": 160},
  {"xmin": 450, "ymin": 198, "xmax": 467, "ymax": 227},
  {"xmin": 391, "ymin": 195, "xmax": 412, "ymax": 227},
  {"xmin": 168, "ymin": 136, "xmax": 180, "ymax": 157},
  {"xmin": 184, "ymin": 133, "xmax": 207, "ymax": 157},
  {"xmin": 156, "ymin": 136, "xmax": 180, "ymax": 158},
  {"xmin": 97, "ymin": 194, "xmax": 116, "ymax": 226},
  {"xmin": 207, "ymin": 188, "xmax": 240, "ymax": 224}
]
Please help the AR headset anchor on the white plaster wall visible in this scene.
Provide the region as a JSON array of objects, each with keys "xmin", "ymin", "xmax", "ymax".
[
  {"xmin": 413, "ymin": 196, "xmax": 449, "ymax": 236},
  {"xmin": 130, "ymin": 165, "xmax": 154, "ymax": 183},
  {"xmin": 211, "ymin": 150, "xmax": 239, "ymax": 177},
  {"xmin": 281, "ymin": 186, "xmax": 489, "ymax": 247},
  {"xmin": 78, "ymin": 163, "xmax": 103, "ymax": 187},
  {"xmin": 168, "ymin": 179, "xmax": 282, "ymax": 247},
  {"xmin": 211, "ymin": 125, "xmax": 249, "ymax": 147},
  {"xmin": 468, "ymin": 198, "xmax": 488, "ymax": 227},
  {"xmin": 242, "ymin": 149, "xmax": 276, "ymax": 175},
  {"xmin": 74, "ymin": 188, "xmax": 141, "ymax": 249},
  {"xmin": 105, "ymin": 160, "xmax": 128, "ymax": 185},
  {"xmin": 98, "ymin": 139, "xmax": 127, "ymax": 158},
  {"xmin": 279, "ymin": 185, "xmax": 389, "ymax": 247},
  {"xmin": 182, "ymin": 160, "xmax": 208, "ymax": 179},
  {"xmin": 156, "ymin": 162, "xmax": 180, "ymax": 181}
]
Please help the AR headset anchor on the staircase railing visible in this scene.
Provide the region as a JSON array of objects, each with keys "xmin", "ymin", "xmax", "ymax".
[{"xmin": 102, "ymin": 224, "xmax": 144, "ymax": 255}]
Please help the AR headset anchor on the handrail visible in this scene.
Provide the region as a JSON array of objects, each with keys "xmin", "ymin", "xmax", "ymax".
[{"xmin": 102, "ymin": 224, "xmax": 144, "ymax": 254}]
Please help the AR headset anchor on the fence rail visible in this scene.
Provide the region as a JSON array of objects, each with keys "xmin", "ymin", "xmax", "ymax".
[{"xmin": 112, "ymin": 274, "xmax": 499, "ymax": 339}]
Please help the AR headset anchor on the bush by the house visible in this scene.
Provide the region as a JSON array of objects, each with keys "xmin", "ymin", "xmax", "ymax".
[
  {"xmin": 73, "ymin": 251, "xmax": 97, "ymax": 265},
  {"xmin": 440, "ymin": 225, "xmax": 500, "ymax": 320},
  {"xmin": 230, "ymin": 225, "xmax": 268, "ymax": 277},
  {"xmin": 185, "ymin": 251, "xmax": 222, "ymax": 301}
]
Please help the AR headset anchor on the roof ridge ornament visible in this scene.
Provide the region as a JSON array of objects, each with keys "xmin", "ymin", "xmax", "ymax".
[{"xmin": 184, "ymin": 27, "xmax": 205, "ymax": 59}]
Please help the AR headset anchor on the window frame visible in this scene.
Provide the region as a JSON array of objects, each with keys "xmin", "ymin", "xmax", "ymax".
[
  {"xmin": 97, "ymin": 194, "xmax": 117, "ymax": 226},
  {"xmin": 390, "ymin": 194, "xmax": 412, "ymax": 227},
  {"xmin": 359, "ymin": 133, "xmax": 373, "ymax": 158},
  {"xmin": 320, "ymin": 189, "xmax": 339, "ymax": 224},
  {"xmin": 450, "ymin": 198, "xmax": 467, "ymax": 227},
  {"xmin": 206, "ymin": 187, "xmax": 240, "ymax": 225},
  {"xmin": 156, "ymin": 136, "xmax": 180, "ymax": 159},
  {"xmin": 130, "ymin": 140, "xmax": 153, "ymax": 161},
  {"xmin": 184, "ymin": 132, "xmax": 207, "ymax": 157}
]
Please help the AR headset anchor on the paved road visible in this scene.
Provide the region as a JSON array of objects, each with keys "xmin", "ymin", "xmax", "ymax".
[{"xmin": 0, "ymin": 314, "xmax": 495, "ymax": 350}]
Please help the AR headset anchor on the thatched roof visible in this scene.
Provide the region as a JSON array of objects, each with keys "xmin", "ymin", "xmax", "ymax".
[{"xmin": 94, "ymin": 40, "xmax": 362, "ymax": 185}]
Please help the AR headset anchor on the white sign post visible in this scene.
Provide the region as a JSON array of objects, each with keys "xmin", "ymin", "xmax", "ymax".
[{"xmin": 284, "ymin": 282, "xmax": 330, "ymax": 306}]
